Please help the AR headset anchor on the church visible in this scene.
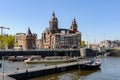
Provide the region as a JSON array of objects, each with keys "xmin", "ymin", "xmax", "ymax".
[{"xmin": 41, "ymin": 12, "xmax": 81, "ymax": 49}]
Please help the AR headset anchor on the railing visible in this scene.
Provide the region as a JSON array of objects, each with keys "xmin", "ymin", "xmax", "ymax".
[{"xmin": 0, "ymin": 48, "xmax": 80, "ymax": 51}]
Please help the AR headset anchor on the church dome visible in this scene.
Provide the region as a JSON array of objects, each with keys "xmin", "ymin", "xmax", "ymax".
[{"xmin": 49, "ymin": 12, "xmax": 58, "ymax": 22}]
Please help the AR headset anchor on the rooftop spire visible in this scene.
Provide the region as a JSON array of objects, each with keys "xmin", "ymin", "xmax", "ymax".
[
  {"xmin": 70, "ymin": 18, "xmax": 77, "ymax": 31},
  {"xmin": 52, "ymin": 11, "xmax": 55, "ymax": 17},
  {"xmin": 72, "ymin": 17, "xmax": 76, "ymax": 23},
  {"xmin": 26, "ymin": 27, "xmax": 32, "ymax": 35}
]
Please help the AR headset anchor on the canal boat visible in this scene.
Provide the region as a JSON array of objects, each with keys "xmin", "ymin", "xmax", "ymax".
[
  {"xmin": 8, "ymin": 56, "xmax": 28, "ymax": 62},
  {"xmin": 78, "ymin": 59, "xmax": 101, "ymax": 70},
  {"xmin": 24, "ymin": 56, "xmax": 75, "ymax": 64}
]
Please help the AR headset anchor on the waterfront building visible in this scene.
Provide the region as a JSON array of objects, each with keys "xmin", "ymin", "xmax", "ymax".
[
  {"xmin": 41, "ymin": 12, "xmax": 81, "ymax": 49},
  {"xmin": 14, "ymin": 28, "xmax": 37, "ymax": 50},
  {"xmin": 100, "ymin": 40, "xmax": 111, "ymax": 49},
  {"xmin": 111, "ymin": 40, "xmax": 120, "ymax": 48},
  {"xmin": 100, "ymin": 40, "xmax": 120, "ymax": 49},
  {"xmin": 36, "ymin": 39, "xmax": 43, "ymax": 49}
]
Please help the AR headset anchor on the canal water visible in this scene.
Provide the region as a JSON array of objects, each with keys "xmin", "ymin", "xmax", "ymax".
[{"xmin": 0, "ymin": 56, "xmax": 120, "ymax": 80}]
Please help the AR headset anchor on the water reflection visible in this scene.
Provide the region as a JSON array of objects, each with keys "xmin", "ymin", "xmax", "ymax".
[{"xmin": 30, "ymin": 69, "xmax": 101, "ymax": 80}]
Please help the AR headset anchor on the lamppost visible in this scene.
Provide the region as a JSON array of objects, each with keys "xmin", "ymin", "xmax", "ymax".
[{"xmin": 2, "ymin": 56, "xmax": 5, "ymax": 80}]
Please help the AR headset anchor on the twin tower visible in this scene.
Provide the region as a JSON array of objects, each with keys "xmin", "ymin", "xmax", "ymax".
[{"xmin": 49, "ymin": 12, "xmax": 78, "ymax": 33}]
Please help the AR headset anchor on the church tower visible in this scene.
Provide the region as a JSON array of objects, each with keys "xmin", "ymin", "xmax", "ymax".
[
  {"xmin": 49, "ymin": 12, "xmax": 58, "ymax": 32},
  {"xmin": 25, "ymin": 27, "xmax": 37, "ymax": 49},
  {"xmin": 70, "ymin": 18, "xmax": 77, "ymax": 31},
  {"xmin": 26, "ymin": 27, "xmax": 32, "ymax": 35}
]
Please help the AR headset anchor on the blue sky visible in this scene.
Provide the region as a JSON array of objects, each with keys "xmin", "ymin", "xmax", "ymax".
[{"xmin": 0, "ymin": 0, "xmax": 120, "ymax": 43}]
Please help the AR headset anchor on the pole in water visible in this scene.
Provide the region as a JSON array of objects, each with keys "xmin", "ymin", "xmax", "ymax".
[{"xmin": 25, "ymin": 70, "xmax": 28, "ymax": 80}]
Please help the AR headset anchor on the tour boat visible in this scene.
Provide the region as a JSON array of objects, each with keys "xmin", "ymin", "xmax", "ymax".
[
  {"xmin": 24, "ymin": 56, "xmax": 75, "ymax": 64},
  {"xmin": 8, "ymin": 56, "xmax": 28, "ymax": 62},
  {"xmin": 78, "ymin": 59, "xmax": 101, "ymax": 70}
]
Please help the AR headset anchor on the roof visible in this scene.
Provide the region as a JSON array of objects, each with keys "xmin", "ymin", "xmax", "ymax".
[{"xmin": 26, "ymin": 27, "xmax": 32, "ymax": 35}]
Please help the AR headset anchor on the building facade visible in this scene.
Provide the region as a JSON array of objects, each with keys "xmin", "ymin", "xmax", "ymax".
[
  {"xmin": 14, "ymin": 28, "xmax": 37, "ymax": 50},
  {"xmin": 99, "ymin": 40, "xmax": 120, "ymax": 49},
  {"xmin": 36, "ymin": 39, "xmax": 43, "ymax": 49},
  {"xmin": 41, "ymin": 12, "xmax": 81, "ymax": 49}
]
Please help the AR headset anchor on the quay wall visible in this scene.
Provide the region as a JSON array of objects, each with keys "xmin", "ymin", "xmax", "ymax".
[{"xmin": 0, "ymin": 48, "xmax": 98, "ymax": 57}]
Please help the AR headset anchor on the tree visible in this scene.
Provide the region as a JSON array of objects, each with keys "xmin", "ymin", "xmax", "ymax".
[
  {"xmin": 0, "ymin": 35, "xmax": 4, "ymax": 49},
  {"xmin": 0, "ymin": 35, "xmax": 14, "ymax": 49},
  {"xmin": 81, "ymin": 40, "xmax": 85, "ymax": 48}
]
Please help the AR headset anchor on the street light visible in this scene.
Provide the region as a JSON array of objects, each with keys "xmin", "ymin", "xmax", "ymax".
[
  {"xmin": 2, "ymin": 56, "xmax": 5, "ymax": 80},
  {"xmin": 82, "ymin": 34, "xmax": 88, "ymax": 48}
]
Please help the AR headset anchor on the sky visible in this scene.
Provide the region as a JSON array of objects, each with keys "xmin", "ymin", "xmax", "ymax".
[{"xmin": 0, "ymin": 0, "xmax": 120, "ymax": 43}]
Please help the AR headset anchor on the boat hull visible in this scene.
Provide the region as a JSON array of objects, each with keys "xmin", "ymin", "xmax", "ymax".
[
  {"xmin": 0, "ymin": 63, "xmax": 1, "ymax": 67},
  {"xmin": 79, "ymin": 63, "xmax": 101, "ymax": 70}
]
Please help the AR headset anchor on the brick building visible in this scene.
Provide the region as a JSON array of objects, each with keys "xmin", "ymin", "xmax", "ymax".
[
  {"xmin": 41, "ymin": 12, "xmax": 81, "ymax": 49},
  {"xmin": 14, "ymin": 28, "xmax": 37, "ymax": 50}
]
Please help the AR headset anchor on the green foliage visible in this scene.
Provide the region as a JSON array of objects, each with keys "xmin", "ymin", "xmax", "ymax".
[
  {"xmin": 0, "ymin": 35, "xmax": 14, "ymax": 49},
  {"xmin": 81, "ymin": 40, "xmax": 85, "ymax": 48}
]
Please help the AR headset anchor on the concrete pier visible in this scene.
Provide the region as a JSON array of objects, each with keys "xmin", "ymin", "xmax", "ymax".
[
  {"xmin": 80, "ymin": 48, "xmax": 86, "ymax": 57},
  {"xmin": 0, "ymin": 73, "xmax": 16, "ymax": 80},
  {"xmin": 5, "ymin": 60, "xmax": 91, "ymax": 80}
]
